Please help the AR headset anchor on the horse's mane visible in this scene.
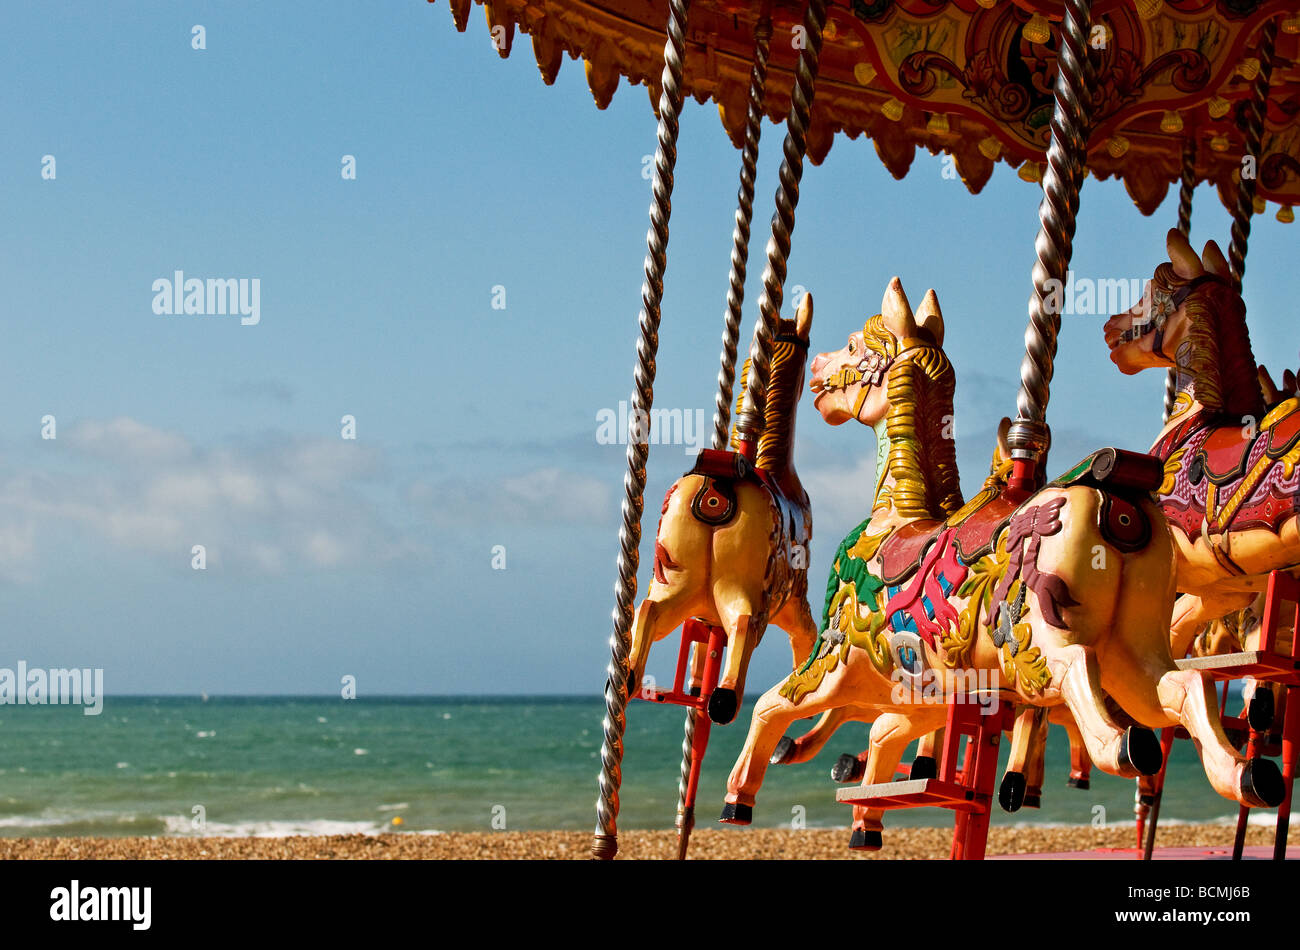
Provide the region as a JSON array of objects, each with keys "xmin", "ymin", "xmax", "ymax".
[
  {"xmin": 730, "ymin": 317, "xmax": 804, "ymax": 476},
  {"xmin": 1156, "ymin": 263, "xmax": 1263, "ymax": 421},
  {"xmin": 863, "ymin": 313, "xmax": 963, "ymax": 521}
]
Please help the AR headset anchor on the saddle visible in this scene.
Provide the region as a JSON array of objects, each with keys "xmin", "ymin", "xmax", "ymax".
[
  {"xmin": 878, "ymin": 447, "xmax": 1163, "ymax": 586},
  {"xmin": 1185, "ymin": 399, "xmax": 1300, "ymax": 536},
  {"xmin": 682, "ymin": 448, "xmax": 775, "ymax": 526},
  {"xmin": 878, "ymin": 490, "xmax": 1017, "ymax": 586},
  {"xmin": 1189, "ymin": 400, "xmax": 1300, "ymax": 487}
]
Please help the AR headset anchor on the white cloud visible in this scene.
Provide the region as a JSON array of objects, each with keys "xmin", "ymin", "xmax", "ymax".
[
  {"xmin": 0, "ymin": 418, "xmax": 417, "ymax": 581},
  {"xmin": 802, "ymin": 454, "xmax": 878, "ymax": 536},
  {"xmin": 66, "ymin": 416, "xmax": 193, "ymax": 466},
  {"xmin": 408, "ymin": 465, "xmax": 613, "ymax": 526}
]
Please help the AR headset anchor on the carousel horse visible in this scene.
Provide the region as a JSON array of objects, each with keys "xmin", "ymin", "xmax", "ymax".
[
  {"xmin": 625, "ymin": 295, "xmax": 819, "ymax": 725},
  {"xmin": 1103, "ymin": 229, "xmax": 1300, "ymax": 657},
  {"xmin": 722, "ymin": 278, "xmax": 1283, "ymax": 850},
  {"xmin": 769, "ymin": 426, "xmax": 1096, "ymax": 802},
  {"xmin": 1197, "ymin": 593, "xmax": 1292, "ymax": 734}
]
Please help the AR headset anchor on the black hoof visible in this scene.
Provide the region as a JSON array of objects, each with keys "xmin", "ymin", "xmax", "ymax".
[
  {"xmin": 1241, "ymin": 757, "xmax": 1285, "ymax": 808},
  {"xmin": 831, "ymin": 753, "xmax": 865, "ymax": 784},
  {"xmin": 1066, "ymin": 776, "xmax": 1090, "ymax": 790},
  {"xmin": 909, "ymin": 755, "xmax": 938, "ymax": 781},
  {"xmin": 770, "ymin": 736, "xmax": 796, "ymax": 765},
  {"xmin": 1023, "ymin": 793, "xmax": 1042, "ymax": 809},
  {"xmin": 848, "ymin": 829, "xmax": 882, "ymax": 851},
  {"xmin": 1120, "ymin": 726, "xmax": 1163, "ymax": 776},
  {"xmin": 1248, "ymin": 690, "xmax": 1275, "ymax": 732},
  {"xmin": 707, "ymin": 688, "xmax": 739, "ymax": 725},
  {"xmin": 719, "ymin": 801, "xmax": 753, "ymax": 825},
  {"xmin": 999, "ymin": 771, "xmax": 1027, "ymax": 813}
]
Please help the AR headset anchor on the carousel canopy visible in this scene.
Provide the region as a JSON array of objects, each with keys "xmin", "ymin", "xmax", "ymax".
[{"xmin": 435, "ymin": 0, "xmax": 1300, "ymax": 217}]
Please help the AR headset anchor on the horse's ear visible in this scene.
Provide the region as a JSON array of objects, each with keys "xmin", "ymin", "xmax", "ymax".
[
  {"xmin": 916, "ymin": 289, "xmax": 944, "ymax": 347},
  {"xmin": 1259, "ymin": 365, "xmax": 1280, "ymax": 404},
  {"xmin": 1285, "ymin": 368, "xmax": 1298, "ymax": 396},
  {"xmin": 881, "ymin": 277, "xmax": 916, "ymax": 339},
  {"xmin": 996, "ymin": 417, "xmax": 1012, "ymax": 461},
  {"xmin": 1167, "ymin": 228, "xmax": 1204, "ymax": 279},
  {"xmin": 795, "ymin": 292, "xmax": 813, "ymax": 339},
  {"xmin": 1201, "ymin": 240, "xmax": 1231, "ymax": 279}
]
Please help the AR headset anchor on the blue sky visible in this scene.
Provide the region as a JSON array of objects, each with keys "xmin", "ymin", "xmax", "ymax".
[{"xmin": 1, "ymin": 1, "xmax": 1296, "ymax": 694}]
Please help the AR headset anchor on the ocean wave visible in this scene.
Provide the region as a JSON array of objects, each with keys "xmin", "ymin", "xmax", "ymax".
[{"xmin": 160, "ymin": 816, "xmax": 394, "ymax": 837}]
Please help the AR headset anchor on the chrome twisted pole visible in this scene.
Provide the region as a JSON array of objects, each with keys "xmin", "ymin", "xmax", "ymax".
[
  {"xmin": 711, "ymin": 18, "xmax": 773, "ymax": 450},
  {"xmin": 1006, "ymin": 0, "xmax": 1093, "ymax": 468},
  {"xmin": 670, "ymin": 15, "xmax": 773, "ymax": 863},
  {"xmin": 592, "ymin": 0, "xmax": 691, "ymax": 862},
  {"xmin": 1142, "ymin": 141, "xmax": 1199, "ymax": 854},
  {"xmin": 1227, "ymin": 16, "xmax": 1278, "ymax": 295},
  {"xmin": 735, "ymin": 0, "xmax": 828, "ymax": 444},
  {"xmin": 673, "ymin": 700, "xmax": 699, "ymax": 858},
  {"xmin": 1164, "ymin": 138, "xmax": 1197, "ymax": 422},
  {"xmin": 1222, "ymin": 17, "xmax": 1279, "ymax": 865}
]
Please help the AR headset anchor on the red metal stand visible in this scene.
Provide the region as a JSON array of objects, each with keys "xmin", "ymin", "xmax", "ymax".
[
  {"xmin": 836, "ymin": 698, "xmax": 1013, "ymax": 860},
  {"xmin": 632, "ymin": 618, "xmax": 728, "ymax": 859},
  {"xmin": 1140, "ymin": 570, "xmax": 1300, "ymax": 860}
]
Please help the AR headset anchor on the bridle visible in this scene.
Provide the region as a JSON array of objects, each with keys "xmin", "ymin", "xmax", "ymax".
[
  {"xmin": 1117, "ymin": 274, "xmax": 1222, "ymax": 361},
  {"xmin": 821, "ymin": 337, "xmax": 931, "ymax": 420}
]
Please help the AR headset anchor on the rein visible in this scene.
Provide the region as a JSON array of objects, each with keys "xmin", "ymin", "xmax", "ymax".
[{"xmin": 1119, "ymin": 274, "xmax": 1221, "ymax": 361}]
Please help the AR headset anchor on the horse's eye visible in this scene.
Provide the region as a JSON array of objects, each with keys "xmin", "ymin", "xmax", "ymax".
[{"xmin": 847, "ymin": 340, "xmax": 856, "ymax": 354}]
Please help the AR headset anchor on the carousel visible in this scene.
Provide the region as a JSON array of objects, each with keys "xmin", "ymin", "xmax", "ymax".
[{"xmin": 433, "ymin": 0, "xmax": 1300, "ymax": 861}]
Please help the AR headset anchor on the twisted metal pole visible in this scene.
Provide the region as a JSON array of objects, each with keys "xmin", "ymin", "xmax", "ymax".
[
  {"xmin": 1227, "ymin": 16, "xmax": 1279, "ymax": 295},
  {"xmin": 1005, "ymin": 0, "xmax": 1093, "ymax": 472},
  {"xmin": 711, "ymin": 18, "xmax": 773, "ymax": 450},
  {"xmin": 591, "ymin": 0, "xmax": 691, "ymax": 862},
  {"xmin": 735, "ymin": 0, "xmax": 828, "ymax": 445},
  {"xmin": 670, "ymin": 15, "xmax": 774, "ymax": 862},
  {"xmin": 1164, "ymin": 138, "xmax": 1197, "ymax": 422}
]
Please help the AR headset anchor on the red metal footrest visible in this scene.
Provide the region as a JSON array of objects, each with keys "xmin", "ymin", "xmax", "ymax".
[
  {"xmin": 835, "ymin": 778, "xmax": 987, "ymax": 812},
  {"xmin": 1176, "ymin": 651, "xmax": 1300, "ymax": 686}
]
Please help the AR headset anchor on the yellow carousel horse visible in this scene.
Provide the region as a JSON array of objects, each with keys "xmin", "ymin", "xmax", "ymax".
[
  {"xmin": 626, "ymin": 295, "xmax": 819, "ymax": 724},
  {"xmin": 722, "ymin": 278, "xmax": 1282, "ymax": 850}
]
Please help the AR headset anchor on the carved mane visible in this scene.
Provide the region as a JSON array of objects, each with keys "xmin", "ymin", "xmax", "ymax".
[
  {"xmin": 863, "ymin": 313, "xmax": 963, "ymax": 521},
  {"xmin": 731, "ymin": 317, "xmax": 805, "ymax": 480},
  {"xmin": 1157, "ymin": 263, "xmax": 1263, "ymax": 421}
]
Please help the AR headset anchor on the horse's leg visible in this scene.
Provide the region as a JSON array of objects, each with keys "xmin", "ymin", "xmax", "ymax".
[
  {"xmin": 848, "ymin": 706, "xmax": 948, "ymax": 851},
  {"xmin": 1051, "ymin": 644, "xmax": 1157, "ymax": 779},
  {"xmin": 909, "ymin": 728, "xmax": 943, "ymax": 780},
  {"xmin": 1000, "ymin": 706, "xmax": 1046, "ymax": 812},
  {"xmin": 1132, "ymin": 667, "xmax": 1284, "ymax": 807},
  {"xmin": 626, "ymin": 593, "xmax": 696, "ymax": 699},
  {"xmin": 771, "ymin": 704, "xmax": 869, "ymax": 766},
  {"xmin": 1102, "ymin": 604, "xmax": 1286, "ymax": 809},
  {"xmin": 1170, "ymin": 591, "xmax": 1255, "ymax": 660},
  {"xmin": 722, "ymin": 681, "xmax": 829, "ymax": 823},
  {"xmin": 840, "ymin": 727, "xmax": 952, "ymax": 788},
  {"xmin": 709, "ymin": 581, "xmax": 765, "ymax": 725},
  {"xmin": 726, "ymin": 652, "xmax": 891, "ymax": 821},
  {"xmin": 1025, "ymin": 715, "xmax": 1046, "ymax": 807},
  {"xmin": 771, "ymin": 596, "xmax": 820, "ymax": 672},
  {"xmin": 1051, "ymin": 707, "xmax": 1093, "ymax": 789}
]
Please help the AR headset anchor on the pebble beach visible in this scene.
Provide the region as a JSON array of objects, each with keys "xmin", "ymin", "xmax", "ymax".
[{"xmin": 0, "ymin": 823, "xmax": 1292, "ymax": 860}]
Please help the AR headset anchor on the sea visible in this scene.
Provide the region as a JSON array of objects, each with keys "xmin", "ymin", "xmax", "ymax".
[{"xmin": 0, "ymin": 695, "xmax": 1274, "ymax": 838}]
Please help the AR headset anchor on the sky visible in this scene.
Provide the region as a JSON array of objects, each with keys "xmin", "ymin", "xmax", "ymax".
[{"xmin": 1, "ymin": 1, "xmax": 1296, "ymax": 694}]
